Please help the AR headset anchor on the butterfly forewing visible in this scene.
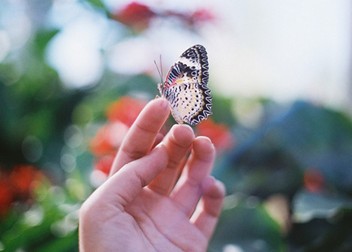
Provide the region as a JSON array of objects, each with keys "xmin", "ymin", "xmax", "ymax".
[{"xmin": 160, "ymin": 44, "xmax": 212, "ymax": 126}]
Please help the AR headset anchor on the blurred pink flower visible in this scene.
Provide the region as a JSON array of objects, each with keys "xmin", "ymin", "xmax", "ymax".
[
  {"xmin": 0, "ymin": 164, "xmax": 47, "ymax": 217},
  {"xmin": 94, "ymin": 155, "xmax": 115, "ymax": 176},
  {"xmin": 189, "ymin": 8, "xmax": 215, "ymax": 25},
  {"xmin": 9, "ymin": 165, "xmax": 45, "ymax": 200},
  {"xmin": 163, "ymin": 7, "xmax": 215, "ymax": 27},
  {"xmin": 113, "ymin": 2, "xmax": 215, "ymax": 32},
  {"xmin": 114, "ymin": 2, "xmax": 156, "ymax": 32},
  {"xmin": 106, "ymin": 96, "xmax": 146, "ymax": 127},
  {"xmin": 90, "ymin": 122, "xmax": 129, "ymax": 157},
  {"xmin": 90, "ymin": 96, "xmax": 147, "ymax": 178},
  {"xmin": 0, "ymin": 176, "xmax": 13, "ymax": 217},
  {"xmin": 304, "ymin": 168, "xmax": 324, "ymax": 193},
  {"xmin": 196, "ymin": 118, "xmax": 234, "ymax": 153}
]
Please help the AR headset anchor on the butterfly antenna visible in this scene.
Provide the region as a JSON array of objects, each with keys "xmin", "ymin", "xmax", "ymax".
[
  {"xmin": 154, "ymin": 56, "xmax": 163, "ymax": 84},
  {"xmin": 159, "ymin": 54, "xmax": 163, "ymax": 82}
]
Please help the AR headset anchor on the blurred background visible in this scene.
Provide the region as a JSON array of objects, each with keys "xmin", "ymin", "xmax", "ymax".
[{"xmin": 1, "ymin": 0, "xmax": 352, "ymax": 251}]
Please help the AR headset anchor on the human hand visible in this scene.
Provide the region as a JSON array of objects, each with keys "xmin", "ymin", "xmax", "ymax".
[{"xmin": 79, "ymin": 98, "xmax": 225, "ymax": 252}]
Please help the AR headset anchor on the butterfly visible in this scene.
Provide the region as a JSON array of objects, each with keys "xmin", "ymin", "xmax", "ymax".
[{"xmin": 158, "ymin": 44, "xmax": 212, "ymax": 126}]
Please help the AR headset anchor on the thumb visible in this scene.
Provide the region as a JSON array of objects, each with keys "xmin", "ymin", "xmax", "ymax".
[{"xmin": 86, "ymin": 144, "xmax": 168, "ymax": 211}]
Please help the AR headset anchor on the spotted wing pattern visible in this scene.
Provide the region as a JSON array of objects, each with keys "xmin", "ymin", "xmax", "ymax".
[{"xmin": 158, "ymin": 44, "xmax": 212, "ymax": 126}]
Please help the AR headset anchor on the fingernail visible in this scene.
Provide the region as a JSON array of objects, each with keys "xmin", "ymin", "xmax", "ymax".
[
  {"xmin": 196, "ymin": 136, "xmax": 213, "ymax": 144},
  {"xmin": 171, "ymin": 124, "xmax": 195, "ymax": 145},
  {"xmin": 156, "ymin": 97, "xmax": 169, "ymax": 109},
  {"xmin": 172, "ymin": 124, "xmax": 194, "ymax": 135},
  {"xmin": 203, "ymin": 176, "xmax": 215, "ymax": 187}
]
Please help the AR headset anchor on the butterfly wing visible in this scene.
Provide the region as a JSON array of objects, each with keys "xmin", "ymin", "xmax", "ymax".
[{"xmin": 160, "ymin": 45, "xmax": 212, "ymax": 126}]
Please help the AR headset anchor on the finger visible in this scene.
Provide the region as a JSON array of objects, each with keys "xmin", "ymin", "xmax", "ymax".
[
  {"xmin": 152, "ymin": 132, "xmax": 165, "ymax": 148},
  {"xmin": 191, "ymin": 176, "xmax": 225, "ymax": 240},
  {"xmin": 148, "ymin": 124, "xmax": 195, "ymax": 195},
  {"xmin": 86, "ymin": 144, "xmax": 169, "ymax": 212},
  {"xmin": 110, "ymin": 98, "xmax": 170, "ymax": 175},
  {"xmin": 171, "ymin": 136, "xmax": 216, "ymax": 217}
]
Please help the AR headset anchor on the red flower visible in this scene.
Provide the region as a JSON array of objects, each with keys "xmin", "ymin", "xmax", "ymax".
[
  {"xmin": 196, "ymin": 118, "xmax": 234, "ymax": 152},
  {"xmin": 304, "ymin": 168, "xmax": 324, "ymax": 193},
  {"xmin": 90, "ymin": 122, "xmax": 129, "ymax": 156},
  {"xmin": 106, "ymin": 96, "xmax": 146, "ymax": 127},
  {"xmin": 90, "ymin": 96, "xmax": 146, "ymax": 156},
  {"xmin": 0, "ymin": 176, "xmax": 14, "ymax": 217},
  {"xmin": 91, "ymin": 96, "xmax": 146, "ymax": 156},
  {"xmin": 90, "ymin": 97, "xmax": 148, "ymax": 184},
  {"xmin": 0, "ymin": 165, "xmax": 46, "ymax": 217},
  {"xmin": 163, "ymin": 8, "xmax": 215, "ymax": 28},
  {"xmin": 9, "ymin": 165, "xmax": 45, "ymax": 200},
  {"xmin": 94, "ymin": 155, "xmax": 115, "ymax": 176},
  {"xmin": 189, "ymin": 8, "xmax": 215, "ymax": 25},
  {"xmin": 114, "ymin": 2, "xmax": 156, "ymax": 32}
]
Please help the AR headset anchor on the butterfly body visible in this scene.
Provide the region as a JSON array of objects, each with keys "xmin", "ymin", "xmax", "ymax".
[{"xmin": 158, "ymin": 44, "xmax": 212, "ymax": 126}]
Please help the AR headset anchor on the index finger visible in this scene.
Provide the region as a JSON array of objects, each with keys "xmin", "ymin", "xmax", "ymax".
[{"xmin": 110, "ymin": 98, "xmax": 170, "ymax": 175}]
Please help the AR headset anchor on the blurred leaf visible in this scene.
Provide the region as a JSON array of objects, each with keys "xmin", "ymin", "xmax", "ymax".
[
  {"xmin": 269, "ymin": 101, "xmax": 352, "ymax": 193},
  {"xmin": 210, "ymin": 198, "xmax": 285, "ymax": 252},
  {"xmin": 211, "ymin": 94, "xmax": 236, "ymax": 126},
  {"xmin": 77, "ymin": 73, "xmax": 157, "ymax": 124},
  {"xmin": 84, "ymin": 0, "xmax": 109, "ymax": 15},
  {"xmin": 215, "ymin": 100, "xmax": 352, "ymax": 251},
  {"xmin": 288, "ymin": 208, "xmax": 352, "ymax": 252},
  {"xmin": 36, "ymin": 231, "xmax": 78, "ymax": 252},
  {"xmin": 218, "ymin": 101, "xmax": 352, "ymax": 198},
  {"xmin": 1, "ymin": 182, "xmax": 79, "ymax": 251},
  {"xmin": 33, "ymin": 29, "xmax": 60, "ymax": 58},
  {"xmin": 292, "ymin": 191, "xmax": 352, "ymax": 222},
  {"xmin": 85, "ymin": 0, "xmax": 105, "ymax": 9},
  {"xmin": 215, "ymin": 144, "xmax": 302, "ymax": 198}
]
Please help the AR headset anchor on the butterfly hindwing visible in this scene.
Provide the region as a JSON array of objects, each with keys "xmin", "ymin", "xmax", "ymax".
[{"xmin": 159, "ymin": 45, "xmax": 212, "ymax": 126}]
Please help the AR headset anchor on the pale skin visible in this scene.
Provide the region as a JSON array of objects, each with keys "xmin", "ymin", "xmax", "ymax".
[{"xmin": 79, "ymin": 98, "xmax": 225, "ymax": 252}]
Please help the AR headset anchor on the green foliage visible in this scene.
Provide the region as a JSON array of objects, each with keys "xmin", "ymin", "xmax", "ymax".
[
  {"xmin": 0, "ymin": 178, "xmax": 87, "ymax": 251},
  {"xmin": 210, "ymin": 200, "xmax": 285, "ymax": 252},
  {"xmin": 213, "ymin": 101, "xmax": 352, "ymax": 251}
]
